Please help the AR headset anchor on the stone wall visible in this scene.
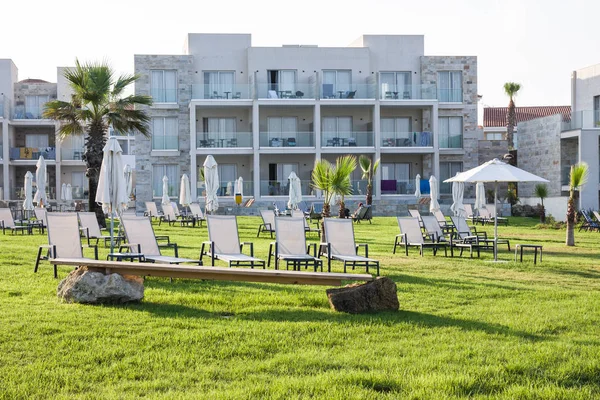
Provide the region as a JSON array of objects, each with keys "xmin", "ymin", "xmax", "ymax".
[
  {"xmin": 517, "ymin": 114, "xmax": 562, "ymax": 197},
  {"xmin": 133, "ymin": 55, "xmax": 194, "ymax": 208},
  {"xmin": 14, "ymin": 82, "xmax": 57, "ymax": 103},
  {"xmin": 477, "ymin": 139, "xmax": 510, "ymax": 197}
]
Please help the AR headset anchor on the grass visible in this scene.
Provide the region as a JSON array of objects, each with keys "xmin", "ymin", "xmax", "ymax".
[{"xmin": 1, "ymin": 216, "xmax": 600, "ymax": 399}]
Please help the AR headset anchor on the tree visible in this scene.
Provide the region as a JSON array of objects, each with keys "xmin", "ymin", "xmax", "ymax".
[
  {"xmin": 358, "ymin": 155, "xmax": 380, "ymax": 205},
  {"xmin": 566, "ymin": 163, "xmax": 588, "ymax": 246},
  {"xmin": 311, "ymin": 155, "xmax": 356, "ymax": 237},
  {"xmin": 44, "ymin": 60, "xmax": 152, "ymax": 226},
  {"xmin": 503, "ymin": 82, "xmax": 521, "ymax": 150},
  {"xmin": 534, "ymin": 184, "xmax": 548, "ymax": 223}
]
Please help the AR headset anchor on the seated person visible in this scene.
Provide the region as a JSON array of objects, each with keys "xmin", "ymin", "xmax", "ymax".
[{"xmin": 351, "ymin": 203, "xmax": 364, "ymax": 218}]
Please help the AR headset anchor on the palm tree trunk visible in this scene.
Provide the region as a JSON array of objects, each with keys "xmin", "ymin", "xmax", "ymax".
[
  {"xmin": 566, "ymin": 195, "xmax": 575, "ymax": 246},
  {"xmin": 338, "ymin": 200, "xmax": 346, "ymax": 219},
  {"xmin": 320, "ymin": 203, "xmax": 331, "ymax": 240},
  {"xmin": 83, "ymin": 125, "xmax": 107, "ymax": 228},
  {"xmin": 506, "ymin": 99, "xmax": 516, "ymax": 149},
  {"xmin": 366, "ymin": 184, "xmax": 373, "ymax": 205}
]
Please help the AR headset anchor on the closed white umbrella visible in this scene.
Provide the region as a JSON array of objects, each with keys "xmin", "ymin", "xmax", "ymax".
[
  {"xmin": 287, "ymin": 171, "xmax": 302, "ymax": 210},
  {"xmin": 161, "ymin": 175, "xmax": 170, "ymax": 205},
  {"xmin": 226, "ymin": 181, "xmax": 233, "ymax": 196},
  {"xmin": 475, "ymin": 182, "xmax": 486, "ymax": 211},
  {"xmin": 23, "ymin": 171, "xmax": 34, "ymax": 211},
  {"xmin": 124, "ymin": 164, "xmax": 133, "ymax": 200},
  {"xmin": 95, "ymin": 137, "xmax": 128, "ymax": 252},
  {"xmin": 429, "ymin": 175, "xmax": 440, "ymax": 213},
  {"xmin": 203, "ymin": 155, "xmax": 219, "ymax": 213},
  {"xmin": 179, "ymin": 174, "xmax": 192, "ymax": 207},
  {"xmin": 450, "ymin": 174, "xmax": 465, "ymax": 217},
  {"xmin": 445, "ymin": 158, "xmax": 549, "ymax": 261},
  {"xmin": 66, "ymin": 184, "xmax": 73, "ymax": 201},
  {"xmin": 236, "ymin": 177, "xmax": 244, "ymax": 197},
  {"xmin": 414, "ymin": 174, "xmax": 421, "ymax": 198},
  {"xmin": 61, "ymin": 183, "xmax": 68, "ymax": 201},
  {"xmin": 33, "ymin": 156, "xmax": 47, "ymax": 207}
]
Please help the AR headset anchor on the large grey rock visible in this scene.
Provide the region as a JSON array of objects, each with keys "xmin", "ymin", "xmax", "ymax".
[
  {"xmin": 57, "ymin": 267, "xmax": 144, "ymax": 304},
  {"xmin": 326, "ymin": 277, "xmax": 399, "ymax": 314}
]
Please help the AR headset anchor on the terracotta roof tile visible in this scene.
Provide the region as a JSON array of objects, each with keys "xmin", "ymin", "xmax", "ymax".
[{"xmin": 483, "ymin": 106, "xmax": 571, "ymax": 127}]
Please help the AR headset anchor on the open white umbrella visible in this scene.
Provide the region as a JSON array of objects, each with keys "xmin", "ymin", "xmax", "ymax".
[
  {"xmin": 414, "ymin": 174, "xmax": 421, "ymax": 198},
  {"xmin": 236, "ymin": 177, "xmax": 244, "ymax": 197},
  {"xmin": 33, "ymin": 156, "xmax": 47, "ymax": 207},
  {"xmin": 475, "ymin": 182, "xmax": 486, "ymax": 211},
  {"xmin": 445, "ymin": 158, "xmax": 549, "ymax": 261},
  {"xmin": 66, "ymin": 184, "xmax": 73, "ymax": 201},
  {"xmin": 23, "ymin": 171, "xmax": 34, "ymax": 211},
  {"xmin": 95, "ymin": 137, "xmax": 128, "ymax": 252},
  {"xmin": 61, "ymin": 183, "xmax": 68, "ymax": 201},
  {"xmin": 161, "ymin": 175, "xmax": 170, "ymax": 205},
  {"xmin": 287, "ymin": 171, "xmax": 302, "ymax": 210},
  {"xmin": 429, "ymin": 175, "xmax": 440, "ymax": 213},
  {"xmin": 179, "ymin": 174, "xmax": 192, "ymax": 207},
  {"xmin": 203, "ymin": 155, "xmax": 219, "ymax": 213},
  {"xmin": 124, "ymin": 164, "xmax": 133, "ymax": 200},
  {"xmin": 450, "ymin": 174, "xmax": 465, "ymax": 217}
]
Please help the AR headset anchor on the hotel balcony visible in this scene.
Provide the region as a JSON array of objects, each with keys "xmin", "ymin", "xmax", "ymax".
[
  {"xmin": 256, "ymin": 83, "xmax": 316, "ymax": 100},
  {"xmin": 320, "ymin": 83, "xmax": 375, "ymax": 100},
  {"xmin": 259, "ymin": 131, "xmax": 314, "ymax": 148},
  {"xmin": 191, "ymin": 84, "xmax": 252, "ymax": 100},
  {"xmin": 196, "ymin": 132, "xmax": 252, "ymax": 148},
  {"xmin": 321, "ymin": 131, "xmax": 373, "ymax": 147},
  {"xmin": 379, "ymin": 84, "xmax": 438, "ymax": 101},
  {"xmin": 381, "ymin": 131, "xmax": 433, "ymax": 148},
  {"xmin": 10, "ymin": 146, "xmax": 56, "ymax": 160}
]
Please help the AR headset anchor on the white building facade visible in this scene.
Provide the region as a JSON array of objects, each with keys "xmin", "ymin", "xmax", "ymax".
[{"xmin": 133, "ymin": 34, "xmax": 479, "ymax": 211}]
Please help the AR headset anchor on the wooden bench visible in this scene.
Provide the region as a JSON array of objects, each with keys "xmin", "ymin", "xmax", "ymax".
[{"xmin": 50, "ymin": 258, "xmax": 373, "ymax": 286}]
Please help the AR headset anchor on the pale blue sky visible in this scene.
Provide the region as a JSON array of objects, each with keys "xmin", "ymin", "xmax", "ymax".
[{"xmin": 1, "ymin": 0, "xmax": 598, "ymax": 108}]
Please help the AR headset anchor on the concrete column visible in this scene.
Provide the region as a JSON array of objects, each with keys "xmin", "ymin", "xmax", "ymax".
[
  {"xmin": 314, "ymin": 103, "xmax": 321, "ymax": 199},
  {"xmin": 2, "ymin": 120, "xmax": 9, "ymax": 200},
  {"xmin": 373, "ymin": 103, "xmax": 381, "ymax": 199},
  {"xmin": 432, "ymin": 104, "xmax": 440, "ymax": 178},
  {"xmin": 579, "ymin": 131, "xmax": 599, "ymax": 210},
  {"xmin": 189, "ymin": 104, "xmax": 197, "ymax": 200},
  {"xmin": 252, "ymin": 102, "xmax": 260, "ymax": 199},
  {"xmin": 55, "ymin": 123, "xmax": 61, "ymax": 201}
]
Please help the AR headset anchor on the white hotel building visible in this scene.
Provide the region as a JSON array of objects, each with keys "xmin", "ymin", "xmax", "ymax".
[{"xmin": 134, "ymin": 33, "xmax": 479, "ymax": 211}]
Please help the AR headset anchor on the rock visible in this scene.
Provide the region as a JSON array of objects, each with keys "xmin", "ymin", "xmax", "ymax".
[
  {"xmin": 57, "ymin": 267, "xmax": 144, "ymax": 304},
  {"xmin": 326, "ymin": 277, "xmax": 399, "ymax": 314}
]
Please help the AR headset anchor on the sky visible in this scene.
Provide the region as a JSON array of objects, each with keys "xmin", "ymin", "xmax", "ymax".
[{"xmin": 1, "ymin": 0, "xmax": 598, "ymax": 109}]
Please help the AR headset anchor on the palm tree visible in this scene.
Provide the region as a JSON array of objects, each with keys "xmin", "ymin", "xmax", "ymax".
[
  {"xmin": 44, "ymin": 60, "xmax": 152, "ymax": 226},
  {"xmin": 503, "ymin": 82, "xmax": 521, "ymax": 150},
  {"xmin": 358, "ymin": 155, "xmax": 380, "ymax": 205},
  {"xmin": 566, "ymin": 163, "xmax": 589, "ymax": 246},
  {"xmin": 534, "ymin": 184, "xmax": 548, "ymax": 223},
  {"xmin": 311, "ymin": 155, "xmax": 357, "ymax": 236}
]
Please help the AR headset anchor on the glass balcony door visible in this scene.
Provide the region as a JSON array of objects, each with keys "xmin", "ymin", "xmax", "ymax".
[
  {"xmin": 381, "ymin": 118, "xmax": 411, "ymax": 146},
  {"xmin": 381, "ymin": 163, "xmax": 411, "ymax": 194},
  {"xmin": 268, "ymin": 70, "xmax": 297, "ymax": 96},
  {"xmin": 322, "ymin": 70, "xmax": 351, "ymax": 98},
  {"xmin": 218, "ymin": 164, "xmax": 237, "ymax": 196},
  {"xmin": 25, "ymin": 95, "xmax": 49, "ymax": 119},
  {"xmin": 380, "ymin": 72, "xmax": 411, "ymax": 99},
  {"xmin": 151, "ymin": 70, "xmax": 177, "ymax": 103},
  {"xmin": 203, "ymin": 118, "xmax": 236, "ymax": 147},
  {"xmin": 322, "ymin": 117, "xmax": 352, "ymax": 145},
  {"xmin": 268, "ymin": 117, "xmax": 297, "ymax": 146},
  {"xmin": 438, "ymin": 71, "xmax": 462, "ymax": 102},
  {"xmin": 204, "ymin": 71, "xmax": 235, "ymax": 99}
]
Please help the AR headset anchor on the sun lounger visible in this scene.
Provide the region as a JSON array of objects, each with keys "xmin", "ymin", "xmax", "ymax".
[
  {"xmin": 352, "ymin": 205, "xmax": 372, "ymax": 224},
  {"xmin": 394, "ymin": 217, "xmax": 447, "ymax": 256},
  {"xmin": 292, "ymin": 210, "xmax": 320, "ymax": 237},
  {"xmin": 451, "ymin": 216, "xmax": 510, "ymax": 256},
  {"xmin": 78, "ymin": 211, "xmax": 123, "ymax": 247},
  {"xmin": 0, "ymin": 208, "xmax": 31, "ymax": 235},
  {"xmin": 486, "ymin": 204, "xmax": 509, "ymax": 226},
  {"xmin": 33, "ymin": 208, "xmax": 48, "ymax": 233},
  {"xmin": 580, "ymin": 210, "xmax": 600, "ymax": 232},
  {"xmin": 144, "ymin": 201, "xmax": 163, "ymax": 220},
  {"xmin": 269, "ymin": 217, "xmax": 322, "ymax": 271},
  {"xmin": 34, "ymin": 212, "xmax": 98, "ymax": 278},
  {"xmin": 321, "ymin": 218, "xmax": 379, "ymax": 275},
  {"xmin": 160, "ymin": 204, "xmax": 195, "ymax": 227},
  {"xmin": 188, "ymin": 203, "xmax": 206, "ymax": 227},
  {"xmin": 257, "ymin": 210, "xmax": 276, "ymax": 238},
  {"xmin": 201, "ymin": 215, "xmax": 265, "ymax": 268},
  {"xmin": 120, "ymin": 216, "xmax": 201, "ymax": 265}
]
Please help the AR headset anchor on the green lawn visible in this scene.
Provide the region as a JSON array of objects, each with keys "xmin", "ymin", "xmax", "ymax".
[{"xmin": 1, "ymin": 216, "xmax": 599, "ymax": 399}]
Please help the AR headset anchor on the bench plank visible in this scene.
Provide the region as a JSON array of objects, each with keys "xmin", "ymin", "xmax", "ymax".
[{"xmin": 50, "ymin": 258, "xmax": 373, "ymax": 286}]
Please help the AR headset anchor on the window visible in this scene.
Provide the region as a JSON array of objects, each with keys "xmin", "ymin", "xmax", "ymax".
[
  {"xmin": 151, "ymin": 70, "xmax": 177, "ymax": 103},
  {"xmin": 25, "ymin": 95, "xmax": 49, "ymax": 118},
  {"xmin": 268, "ymin": 70, "xmax": 296, "ymax": 93},
  {"xmin": 439, "ymin": 117, "xmax": 463, "ymax": 148},
  {"xmin": 437, "ymin": 71, "xmax": 462, "ymax": 102},
  {"xmin": 380, "ymin": 163, "xmax": 411, "ymax": 194},
  {"xmin": 203, "ymin": 71, "xmax": 235, "ymax": 99},
  {"xmin": 594, "ymin": 95, "xmax": 600, "ymax": 126},
  {"xmin": 322, "ymin": 70, "xmax": 352, "ymax": 98},
  {"xmin": 26, "ymin": 134, "xmax": 49, "ymax": 148},
  {"xmin": 381, "ymin": 118, "xmax": 412, "ymax": 146},
  {"xmin": 322, "ymin": 117, "xmax": 352, "ymax": 145},
  {"xmin": 268, "ymin": 163, "xmax": 298, "ymax": 195},
  {"xmin": 71, "ymin": 171, "xmax": 88, "ymax": 199},
  {"xmin": 380, "ymin": 72, "xmax": 411, "ymax": 98},
  {"xmin": 268, "ymin": 117, "xmax": 297, "ymax": 143},
  {"xmin": 201, "ymin": 118, "xmax": 236, "ymax": 146},
  {"xmin": 485, "ymin": 132, "xmax": 504, "ymax": 141},
  {"xmin": 218, "ymin": 164, "xmax": 238, "ymax": 196},
  {"xmin": 152, "ymin": 165, "xmax": 179, "ymax": 198},
  {"xmin": 152, "ymin": 117, "xmax": 178, "ymax": 150},
  {"xmin": 439, "ymin": 162, "xmax": 462, "ymax": 194}
]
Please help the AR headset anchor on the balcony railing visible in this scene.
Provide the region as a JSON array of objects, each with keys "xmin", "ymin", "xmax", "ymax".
[
  {"xmin": 257, "ymin": 83, "xmax": 315, "ymax": 100},
  {"xmin": 152, "ymin": 135, "xmax": 179, "ymax": 151},
  {"xmin": 13, "ymin": 105, "xmax": 47, "ymax": 119},
  {"xmin": 196, "ymin": 132, "xmax": 252, "ymax": 148},
  {"xmin": 321, "ymin": 132, "xmax": 373, "ymax": 147},
  {"xmin": 259, "ymin": 132, "xmax": 314, "ymax": 148},
  {"xmin": 197, "ymin": 180, "xmax": 254, "ymax": 197},
  {"xmin": 260, "ymin": 180, "xmax": 314, "ymax": 196},
  {"xmin": 10, "ymin": 147, "xmax": 56, "ymax": 160},
  {"xmin": 380, "ymin": 84, "xmax": 437, "ymax": 100},
  {"xmin": 438, "ymin": 89, "xmax": 463, "ymax": 103},
  {"xmin": 320, "ymin": 84, "xmax": 374, "ymax": 100},
  {"xmin": 380, "ymin": 179, "xmax": 414, "ymax": 195},
  {"xmin": 151, "ymin": 89, "xmax": 178, "ymax": 103},
  {"xmin": 0, "ymin": 100, "xmax": 4, "ymax": 118},
  {"xmin": 191, "ymin": 84, "xmax": 252, "ymax": 100},
  {"xmin": 382, "ymin": 132, "xmax": 433, "ymax": 147},
  {"xmin": 561, "ymin": 110, "xmax": 600, "ymax": 131},
  {"xmin": 62, "ymin": 149, "xmax": 85, "ymax": 160}
]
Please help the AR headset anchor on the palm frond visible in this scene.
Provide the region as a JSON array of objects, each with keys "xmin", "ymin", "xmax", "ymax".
[
  {"xmin": 570, "ymin": 163, "xmax": 589, "ymax": 190},
  {"xmin": 373, "ymin": 158, "xmax": 380, "ymax": 174},
  {"xmin": 534, "ymin": 184, "xmax": 548, "ymax": 200},
  {"xmin": 503, "ymin": 82, "xmax": 521, "ymax": 99},
  {"xmin": 112, "ymin": 73, "xmax": 139, "ymax": 97}
]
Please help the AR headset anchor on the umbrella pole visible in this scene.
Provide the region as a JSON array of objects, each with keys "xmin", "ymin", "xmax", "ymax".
[
  {"xmin": 110, "ymin": 213, "xmax": 115, "ymax": 254},
  {"xmin": 494, "ymin": 182, "xmax": 498, "ymax": 262}
]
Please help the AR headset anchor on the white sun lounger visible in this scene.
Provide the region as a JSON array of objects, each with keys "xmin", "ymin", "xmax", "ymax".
[
  {"xmin": 144, "ymin": 201, "xmax": 163, "ymax": 220},
  {"xmin": 394, "ymin": 217, "xmax": 448, "ymax": 256},
  {"xmin": 257, "ymin": 210, "xmax": 276, "ymax": 238},
  {"xmin": 188, "ymin": 203, "xmax": 206, "ymax": 227},
  {"xmin": 269, "ymin": 217, "xmax": 322, "ymax": 271},
  {"xmin": 321, "ymin": 218, "xmax": 379, "ymax": 275},
  {"xmin": 78, "ymin": 211, "xmax": 123, "ymax": 247},
  {"xmin": 0, "ymin": 208, "xmax": 31, "ymax": 235}
]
